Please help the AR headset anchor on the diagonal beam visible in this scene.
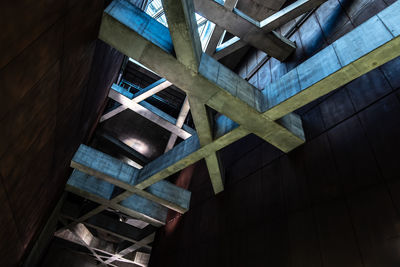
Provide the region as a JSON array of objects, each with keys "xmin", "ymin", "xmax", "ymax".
[
  {"xmin": 214, "ymin": 0, "xmax": 326, "ymax": 59},
  {"xmin": 260, "ymin": 0, "xmax": 327, "ymax": 31},
  {"xmin": 204, "ymin": 0, "xmax": 238, "ymax": 55},
  {"xmin": 164, "ymin": 95, "xmax": 190, "ymax": 152},
  {"xmin": 163, "ymin": 0, "xmax": 225, "ymax": 194},
  {"xmin": 71, "ymin": 144, "xmax": 192, "ymax": 213},
  {"xmin": 132, "ymin": 78, "xmax": 172, "ymax": 103},
  {"xmin": 68, "ymin": 127, "xmax": 249, "ymax": 225},
  {"xmin": 66, "ymin": 170, "xmax": 168, "ymax": 226},
  {"xmin": 99, "ymin": 0, "xmax": 305, "ymax": 152},
  {"xmin": 101, "ymin": 79, "xmax": 172, "ymax": 122},
  {"xmin": 104, "ymin": 233, "xmax": 155, "ymax": 265},
  {"xmin": 108, "ymin": 85, "xmax": 192, "ymax": 140},
  {"xmin": 55, "ymin": 224, "xmax": 113, "ymax": 265},
  {"xmin": 188, "ymin": 96, "xmax": 225, "ymax": 193},
  {"xmin": 262, "ymin": 2, "xmax": 400, "ymax": 120},
  {"xmin": 162, "ymin": 0, "xmax": 202, "ymax": 71},
  {"xmin": 193, "ymin": 0, "xmax": 296, "ymax": 61}
]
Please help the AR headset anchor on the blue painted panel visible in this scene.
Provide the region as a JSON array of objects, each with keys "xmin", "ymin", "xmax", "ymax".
[
  {"xmin": 106, "ymin": 0, "xmax": 174, "ymax": 54},
  {"xmin": 378, "ymin": 1, "xmax": 400, "ymax": 37},
  {"xmin": 72, "ymin": 144, "xmax": 140, "ymax": 185},
  {"xmin": 146, "ymin": 180, "xmax": 191, "ymax": 210},
  {"xmin": 297, "ymin": 45, "xmax": 342, "ymax": 90},
  {"xmin": 67, "ymin": 170, "xmax": 115, "ymax": 200},
  {"xmin": 138, "ymin": 134, "xmax": 200, "ymax": 182},
  {"xmin": 111, "ymin": 83, "xmax": 135, "ymax": 99},
  {"xmin": 120, "ymin": 194, "xmax": 167, "ymax": 223},
  {"xmin": 263, "ymin": 68, "xmax": 301, "ymax": 111},
  {"xmin": 332, "ymin": 16, "xmax": 393, "ymax": 67}
]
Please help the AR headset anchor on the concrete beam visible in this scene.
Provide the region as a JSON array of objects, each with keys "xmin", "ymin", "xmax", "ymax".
[
  {"xmin": 99, "ymin": 1, "xmax": 305, "ymax": 152},
  {"xmin": 71, "ymin": 144, "xmax": 192, "ymax": 213},
  {"xmin": 68, "ymin": 126, "xmax": 249, "ymax": 225},
  {"xmin": 66, "ymin": 170, "xmax": 168, "ymax": 226},
  {"xmin": 132, "ymin": 78, "xmax": 172, "ymax": 103},
  {"xmin": 214, "ymin": 37, "xmax": 247, "ymax": 60},
  {"xmin": 188, "ymin": 96, "xmax": 225, "ymax": 194},
  {"xmin": 247, "ymin": 0, "xmax": 286, "ymax": 11},
  {"xmin": 55, "ymin": 224, "xmax": 115, "ymax": 264},
  {"xmin": 260, "ymin": 0, "xmax": 327, "ymax": 31},
  {"xmin": 193, "ymin": 0, "xmax": 296, "ymax": 61},
  {"xmin": 165, "ymin": 96, "xmax": 190, "ymax": 152},
  {"xmin": 108, "ymin": 84, "xmax": 192, "ymax": 140},
  {"xmin": 104, "ymin": 233, "xmax": 155, "ymax": 265},
  {"xmin": 262, "ymin": 2, "xmax": 400, "ymax": 120},
  {"xmin": 99, "ymin": 2, "xmax": 304, "ymax": 152},
  {"xmin": 214, "ymin": 0, "xmax": 326, "ymax": 59},
  {"xmin": 162, "ymin": 0, "xmax": 226, "ymax": 194},
  {"xmin": 84, "ymin": 213, "xmax": 154, "ymax": 248},
  {"xmin": 204, "ymin": 0, "xmax": 238, "ymax": 55},
  {"xmin": 162, "ymin": 0, "xmax": 202, "ymax": 71}
]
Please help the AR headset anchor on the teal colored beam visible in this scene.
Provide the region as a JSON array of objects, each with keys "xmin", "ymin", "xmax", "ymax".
[
  {"xmin": 105, "ymin": 0, "xmax": 174, "ymax": 54},
  {"xmin": 263, "ymin": 1, "xmax": 400, "ymax": 120},
  {"xmin": 71, "ymin": 144, "xmax": 192, "ymax": 213},
  {"xmin": 66, "ymin": 170, "xmax": 168, "ymax": 225}
]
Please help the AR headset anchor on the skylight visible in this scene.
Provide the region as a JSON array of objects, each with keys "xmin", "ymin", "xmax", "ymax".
[{"xmin": 145, "ymin": 0, "xmax": 215, "ymax": 51}]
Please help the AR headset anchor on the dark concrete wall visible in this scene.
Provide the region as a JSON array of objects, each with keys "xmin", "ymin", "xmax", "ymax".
[
  {"xmin": 149, "ymin": 1, "xmax": 400, "ymax": 266},
  {"xmin": 0, "ymin": 1, "xmax": 123, "ymax": 266}
]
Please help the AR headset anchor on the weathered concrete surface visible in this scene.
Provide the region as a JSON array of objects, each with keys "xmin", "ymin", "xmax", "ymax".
[
  {"xmin": 163, "ymin": 0, "xmax": 202, "ymax": 72},
  {"xmin": 99, "ymin": 0, "xmax": 305, "ymax": 153},
  {"xmin": 193, "ymin": 0, "xmax": 296, "ymax": 61},
  {"xmin": 108, "ymin": 85, "xmax": 192, "ymax": 139},
  {"xmin": 66, "ymin": 170, "xmax": 168, "ymax": 226},
  {"xmin": 262, "ymin": 1, "xmax": 400, "ymax": 120},
  {"xmin": 71, "ymin": 144, "xmax": 192, "ymax": 213},
  {"xmin": 163, "ymin": 0, "xmax": 226, "ymax": 194},
  {"xmin": 205, "ymin": 0, "xmax": 238, "ymax": 55},
  {"xmin": 215, "ymin": 0, "xmax": 326, "ymax": 59}
]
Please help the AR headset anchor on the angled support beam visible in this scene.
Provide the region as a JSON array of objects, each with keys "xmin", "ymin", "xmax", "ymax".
[
  {"xmin": 108, "ymin": 84, "xmax": 192, "ymax": 140},
  {"xmin": 214, "ymin": 0, "xmax": 326, "ymax": 59},
  {"xmin": 55, "ymin": 223, "xmax": 140, "ymax": 266},
  {"xmin": 162, "ymin": 0, "xmax": 202, "ymax": 72},
  {"xmin": 262, "ymin": 2, "xmax": 400, "ymax": 120},
  {"xmin": 132, "ymin": 78, "xmax": 172, "ymax": 103},
  {"xmin": 165, "ymin": 95, "xmax": 190, "ymax": 152},
  {"xmin": 66, "ymin": 170, "xmax": 168, "ymax": 226},
  {"xmin": 188, "ymin": 96, "xmax": 225, "ymax": 193},
  {"xmin": 61, "ymin": 209, "xmax": 153, "ymax": 249},
  {"xmin": 55, "ymin": 224, "xmax": 113, "ymax": 265},
  {"xmin": 204, "ymin": 0, "xmax": 238, "ymax": 55},
  {"xmin": 163, "ymin": 0, "xmax": 225, "ymax": 194},
  {"xmin": 71, "ymin": 144, "xmax": 192, "ymax": 213},
  {"xmin": 101, "ymin": 79, "xmax": 172, "ymax": 122},
  {"xmin": 193, "ymin": 0, "xmax": 296, "ymax": 61},
  {"xmin": 70, "ymin": 127, "xmax": 249, "ymax": 224},
  {"xmin": 99, "ymin": 0, "xmax": 305, "ymax": 151},
  {"xmin": 104, "ymin": 233, "xmax": 155, "ymax": 265},
  {"xmin": 260, "ymin": 0, "xmax": 327, "ymax": 31}
]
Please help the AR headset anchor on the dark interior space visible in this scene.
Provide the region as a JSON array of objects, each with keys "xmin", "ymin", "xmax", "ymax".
[{"xmin": 1, "ymin": 0, "xmax": 400, "ymax": 266}]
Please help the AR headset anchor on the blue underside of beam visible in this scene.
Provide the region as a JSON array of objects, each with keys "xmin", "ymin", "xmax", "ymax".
[
  {"xmin": 67, "ymin": 170, "xmax": 167, "ymax": 223},
  {"xmin": 67, "ymin": 170, "xmax": 115, "ymax": 200},
  {"xmin": 105, "ymin": 0, "xmax": 174, "ymax": 54},
  {"xmin": 262, "ymin": 1, "xmax": 400, "ymax": 112},
  {"xmin": 138, "ymin": 134, "xmax": 201, "ymax": 182},
  {"xmin": 111, "ymin": 83, "xmax": 197, "ymax": 135},
  {"xmin": 72, "ymin": 145, "xmax": 192, "ymax": 211}
]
